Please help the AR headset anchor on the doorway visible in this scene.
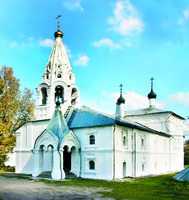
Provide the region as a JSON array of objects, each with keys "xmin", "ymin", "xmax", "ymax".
[
  {"xmin": 123, "ymin": 162, "xmax": 127, "ymax": 177},
  {"xmin": 63, "ymin": 146, "xmax": 71, "ymax": 172}
]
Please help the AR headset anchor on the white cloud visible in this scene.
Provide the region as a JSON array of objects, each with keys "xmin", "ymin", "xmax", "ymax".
[
  {"xmin": 73, "ymin": 55, "xmax": 89, "ymax": 66},
  {"xmin": 39, "ymin": 39, "xmax": 54, "ymax": 47},
  {"xmin": 93, "ymin": 38, "xmax": 122, "ymax": 51},
  {"xmin": 124, "ymin": 91, "xmax": 148, "ymax": 109},
  {"xmin": 108, "ymin": 0, "xmax": 144, "ymax": 35},
  {"xmin": 177, "ymin": 8, "xmax": 189, "ymax": 25},
  {"xmin": 103, "ymin": 90, "xmax": 165, "ymax": 110},
  {"xmin": 169, "ymin": 92, "xmax": 189, "ymax": 105},
  {"xmin": 63, "ymin": 0, "xmax": 84, "ymax": 12}
]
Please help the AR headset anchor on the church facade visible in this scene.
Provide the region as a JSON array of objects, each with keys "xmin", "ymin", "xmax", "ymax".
[{"xmin": 15, "ymin": 23, "xmax": 184, "ymax": 180}]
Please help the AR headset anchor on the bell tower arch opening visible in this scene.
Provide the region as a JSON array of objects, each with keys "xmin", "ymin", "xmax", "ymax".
[
  {"xmin": 55, "ymin": 85, "xmax": 64, "ymax": 103},
  {"xmin": 71, "ymin": 88, "xmax": 78, "ymax": 105},
  {"xmin": 41, "ymin": 87, "xmax": 48, "ymax": 105}
]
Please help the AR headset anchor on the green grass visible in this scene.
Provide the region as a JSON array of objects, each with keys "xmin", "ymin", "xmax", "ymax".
[
  {"xmin": 1, "ymin": 172, "xmax": 189, "ymax": 199},
  {"xmin": 184, "ymin": 164, "xmax": 189, "ymax": 168},
  {"xmin": 38, "ymin": 174, "xmax": 189, "ymax": 200}
]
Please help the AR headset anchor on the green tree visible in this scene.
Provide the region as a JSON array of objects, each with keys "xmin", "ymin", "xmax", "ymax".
[
  {"xmin": 0, "ymin": 66, "xmax": 35, "ymax": 167},
  {"xmin": 184, "ymin": 140, "xmax": 189, "ymax": 165}
]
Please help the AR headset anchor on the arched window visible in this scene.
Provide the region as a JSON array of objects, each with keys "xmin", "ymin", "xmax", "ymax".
[
  {"xmin": 142, "ymin": 163, "xmax": 145, "ymax": 171},
  {"xmin": 41, "ymin": 88, "xmax": 48, "ymax": 105},
  {"xmin": 123, "ymin": 136, "xmax": 126, "ymax": 146},
  {"xmin": 55, "ymin": 86, "xmax": 64, "ymax": 103},
  {"xmin": 141, "ymin": 138, "xmax": 144, "ymax": 146},
  {"xmin": 89, "ymin": 135, "xmax": 95, "ymax": 145},
  {"xmin": 89, "ymin": 160, "xmax": 95, "ymax": 170}
]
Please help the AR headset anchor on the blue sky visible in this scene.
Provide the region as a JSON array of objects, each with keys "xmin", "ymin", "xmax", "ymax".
[{"xmin": 1, "ymin": 0, "xmax": 189, "ymax": 136}]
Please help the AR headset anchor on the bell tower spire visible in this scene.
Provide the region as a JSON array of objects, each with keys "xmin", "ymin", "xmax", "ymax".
[{"xmin": 35, "ymin": 17, "xmax": 80, "ymax": 120}]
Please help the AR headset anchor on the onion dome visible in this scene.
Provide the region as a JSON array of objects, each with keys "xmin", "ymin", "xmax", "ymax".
[
  {"xmin": 148, "ymin": 77, "xmax": 157, "ymax": 99},
  {"xmin": 54, "ymin": 30, "xmax": 63, "ymax": 38},
  {"xmin": 116, "ymin": 84, "xmax": 125, "ymax": 105},
  {"xmin": 148, "ymin": 89, "xmax": 157, "ymax": 99},
  {"xmin": 117, "ymin": 94, "xmax": 125, "ymax": 105}
]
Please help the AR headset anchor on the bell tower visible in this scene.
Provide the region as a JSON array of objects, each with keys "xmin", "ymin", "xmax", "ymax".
[{"xmin": 35, "ymin": 16, "xmax": 80, "ymax": 120}]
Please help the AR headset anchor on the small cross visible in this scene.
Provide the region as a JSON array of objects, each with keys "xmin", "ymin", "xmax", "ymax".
[
  {"xmin": 119, "ymin": 84, "xmax": 123, "ymax": 95},
  {"xmin": 55, "ymin": 15, "xmax": 62, "ymax": 30},
  {"xmin": 56, "ymin": 15, "xmax": 62, "ymax": 20},
  {"xmin": 150, "ymin": 77, "xmax": 154, "ymax": 87}
]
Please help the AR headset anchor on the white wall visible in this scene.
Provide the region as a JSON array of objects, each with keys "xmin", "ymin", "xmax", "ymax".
[{"xmin": 73, "ymin": 126, "xmax": 114, "ymax": 180}]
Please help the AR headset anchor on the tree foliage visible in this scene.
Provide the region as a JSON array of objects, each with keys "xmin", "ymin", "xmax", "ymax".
[
  {"xmin": 0, "ymin": 66, "xmax": 35, "ymax": 167},
  {"xmin": 184, "ymin": 140, "xmax": 189, "ymax": 165}
]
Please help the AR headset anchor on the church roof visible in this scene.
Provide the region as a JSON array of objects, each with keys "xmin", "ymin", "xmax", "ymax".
[
  {"xmin": 125, "ymin": 108, "xmax": 185, "ymax": 120},
  {"xmin": 68, "ymin": 108, "xmax": 115, "ymax": 128},
  {"xmin": 67, "ymin": 107, "xmax": 171, "ymax": 137},
  {"xmin": 47, "ymin": 104, "xmax": 70, "ymax": 138}
]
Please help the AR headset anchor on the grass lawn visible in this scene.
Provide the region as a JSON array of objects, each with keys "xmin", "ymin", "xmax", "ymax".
[
  {"xmin": 38, "ymin": 173, "xmax": 189, "ymax": 199},
  {"xmin": 1, "ymin": 171, "xmax": 189, "ymax": 199}
]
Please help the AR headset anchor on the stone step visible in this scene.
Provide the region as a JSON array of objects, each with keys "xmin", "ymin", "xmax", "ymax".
[
  {"xmin": 65, "ymin": 171, "xmax": 78, "ymax": 179},
  {"xmin": 37, "ymin": 171, "xmax": 52, "ymax": 178}
]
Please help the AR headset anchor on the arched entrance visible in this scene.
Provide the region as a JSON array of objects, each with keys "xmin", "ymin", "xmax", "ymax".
[
  {"xmin": 123, "ymin": 162, "xmax": 127, "ymax": 177},
  {"xmin": 63, "ymin": 146, "xmax": 71, "ymax": 172}
]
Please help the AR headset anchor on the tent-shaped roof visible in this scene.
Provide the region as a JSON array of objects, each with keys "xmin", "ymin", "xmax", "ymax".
[{"xmin": 47, "ymin": 104, "xmax": 69, "ymax": 138}]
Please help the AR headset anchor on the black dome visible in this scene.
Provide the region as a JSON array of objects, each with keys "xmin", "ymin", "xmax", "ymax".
[
  {"xmin": 148, "ymin": 89, "xmax": 157, "ymax": 99},
  {"xmin": 117, "ymin": 94, "xmax": 125, "ymax": 105}
]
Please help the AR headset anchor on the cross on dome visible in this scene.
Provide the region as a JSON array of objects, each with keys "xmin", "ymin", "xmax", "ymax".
[
  {"xmin": 54, "ymin": 15, "xmax": 63, "ymax": 38},
  {"xmin": 150, "ymin": 77, "xmax": 154, "ymax": 89},
  {"xmin": 56, "ymin": 15, "xmax": 62, "ymax": 31},
  {"xmin": 119, "ymin": 84, "xmax": 123, "ymax": 95}
]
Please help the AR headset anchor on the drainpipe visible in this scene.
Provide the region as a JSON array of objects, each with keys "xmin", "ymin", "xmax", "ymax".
[
  {"xmin": 134, "ymin": 132, "xmax": 137, "ymax": 177},
  {"xmin": 79, "ymin": 147, "xmax": 81, "ymax": 178},
  {"xmin": 113, "ymin": 125, "xmax": 116, "ymax": 180},
  {"xmin": 132, "ymin": 130, "xmax": 136, "ymax": 177},
  {"xmin": 169, "ymin": 136, "xmax": 174, "ymax": 172}
]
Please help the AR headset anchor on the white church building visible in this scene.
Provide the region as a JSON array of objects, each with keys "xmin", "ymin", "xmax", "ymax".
[{"xmin": 15, "ymin": 22, "xmax": 184, "ymax": 180}]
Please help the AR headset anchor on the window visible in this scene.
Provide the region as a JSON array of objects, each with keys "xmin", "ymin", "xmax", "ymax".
[
  {"xmin": 41, "ymin": 88, "xmax": 48, "ymax": 105},
  {"xmin": 142, "ymin": 163, "xmax": 145, "ymax": 171},
  {"xmin": 89, "ymin": 135, "xmax": 95, "ymax": 145},
  {"xmin": 141, "ymin": 138, "xmax": 144, "ymax": 147},
  {"xmin": 123, "ymin": 132, "xmax": 128, "ymax": 146},
  {"xmin": 89, "ymin": 160, "xmax": 95, "ymax": 170},
  {"xmin": 123, "ymin": 136, "xmax": 126, "ymax": 146},
  {"xmin": 140, "ymin": 134, "xmax": 146, "ymax": 149}
]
